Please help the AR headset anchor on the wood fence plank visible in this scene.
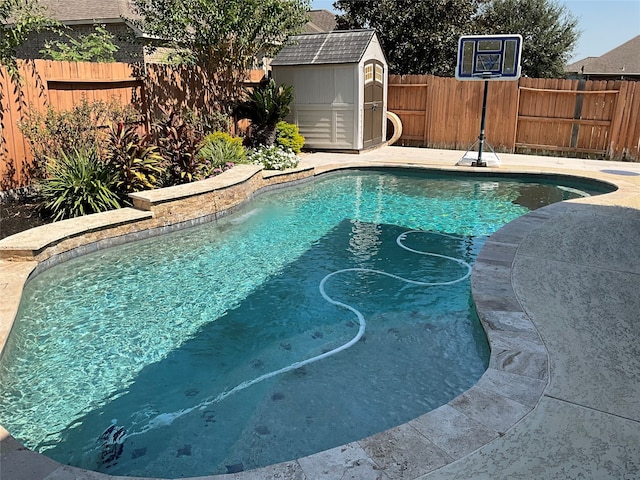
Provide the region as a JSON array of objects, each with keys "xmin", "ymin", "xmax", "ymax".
[
  {"xmin": 601, "ymin": 82, "xmax": 618, "ymax": 150},
  {"xmin": 519, "ymin": 86, "xmax": 620, "ymax": 94},
  {"xmin": 617, "ymin": 82, "xmax": 632, "ymax": 157},
  {"xmin": 609, "ymin": 81, "xmax": 628, "ymax": 157},
  {"xmin": 423, "ymin": 75, "xmax": 435, "ymax": 144},
  {"xmin": 531, "ymin": 79, "xmax": 545, "ymax": 147},
  {"xmin": 620, "ymin": 82, "xmax": 640, "ymax": 159},
  {"xmin": 570, "ymin": 79, "xmax": 586, "ymax": 149},
  {"xmin": 424, "ymin": 76, "xmax": 435, "ymax": 144},
  {"xmin": 11, "ymin": 64, "xmax": 31, "ymax": 184},
  {"xmin": 422, "ymin": 81, "xmax": 430, "ymax": 144},
  {"xmin": 20, "ymin": 61, "xmax": 48, "ymax": 179},
  {"xmin": 518, "ymin": 116, "xmax": 611, "ymax": 126},
  {"xmin": 515, "ymin": 143, "xmax": 606, "ymax": 154},
  {"xmin": 538, "ymin": 79, "xmax": 552, "ymax": 145},
  {"xmin": 543, "ymin": 79, "xmax": 556, "ymax": 148},
  {"xmin": 1, "ymin": 69, "xmax": 17, "ymax": 186},
  {"xmin": 512, "ymin": 83, "xmax": 521, "ymax": 150}
]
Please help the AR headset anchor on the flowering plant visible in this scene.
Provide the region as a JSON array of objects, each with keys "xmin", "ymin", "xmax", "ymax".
[
  {"xmin": 248, "ymin": 145, "xmax": 299, "ymax": 170},
  {"xmin": 201, "ymin": 161, "xmax": 235, "ymax": 178}
]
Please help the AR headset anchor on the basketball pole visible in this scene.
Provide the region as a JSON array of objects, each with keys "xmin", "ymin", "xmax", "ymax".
[
  {"xmin": 475, "ymin": 76, "xmax": 490, "ymax": 167},
  {"xmin": 456, "ymin": 34, "xmax": 522, "ymax": 167}
]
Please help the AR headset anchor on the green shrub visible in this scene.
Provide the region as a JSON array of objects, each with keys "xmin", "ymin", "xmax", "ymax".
[
  {"xmin": 275, "ymin": 121, "xmax": 304, "ymax": 153},
  {"xmin": 39, "ymin": 149, "xmax": 121, "ymax": 221},
  {"xmin": 19, "ymin": 98, "xmax": 140, "ymax": 179},
  {"xmin": 198, "ymin": 132, "xmax": 246, "ymax": 179},
  {"xmin": 202, "ymin": 131, "xmax": 244, "ymax": 149},
  {"xmin": 40, "ymin": 24, "xmax": 119, "ymax": 62},
  {"xmin": 199, "ymin": 132, "xmax": 247, "ymax": 178},
  {"xmin": 249, "ymin": 146, "xmax": 299, "ymax": 171}
]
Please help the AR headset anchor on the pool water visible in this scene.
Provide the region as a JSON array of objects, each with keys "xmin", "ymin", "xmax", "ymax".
[{"xmin": 0, "ymin": 170, "xmax": 599, "ymax": 477}]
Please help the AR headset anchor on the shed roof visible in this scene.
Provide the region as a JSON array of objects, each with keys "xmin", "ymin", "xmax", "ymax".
[{"xmin": 271, "ymin": 30, "xmax": 377, "ymax": 66}]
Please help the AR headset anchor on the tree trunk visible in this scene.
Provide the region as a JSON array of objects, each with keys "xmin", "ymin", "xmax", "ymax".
[{"xmin": 248, "ymin": 123, "xmax": 277, "ymax": 148}]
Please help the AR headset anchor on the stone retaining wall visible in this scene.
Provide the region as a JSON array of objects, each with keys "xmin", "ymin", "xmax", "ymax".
[{"xmin": 0, "ymin": 165, "xmax": 314, "ymax": 263}]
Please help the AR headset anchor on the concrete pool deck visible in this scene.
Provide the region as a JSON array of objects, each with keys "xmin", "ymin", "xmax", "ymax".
[{"xmin": 1, "ymin": 147, "xmax": 639, "ymax": 479}]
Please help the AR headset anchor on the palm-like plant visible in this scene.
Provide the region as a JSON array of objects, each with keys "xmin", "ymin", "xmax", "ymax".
[
  {"xmin": 40, "ymin": 148, "xmax": 121, "ymax": 221},
  {"xmin": 235, "ymin": 80, "xmax": 294, "ymax": 148}
]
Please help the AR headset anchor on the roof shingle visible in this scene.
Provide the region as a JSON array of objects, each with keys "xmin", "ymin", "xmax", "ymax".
[
  {"xmin": 566, "ymin": 35, "xmax": 640, "ymax": 75},
  {"xmin": 271, "ymin": 30, "xmax": 376, "ymax": 66},
  {"xmin": 304, "ymin": 9, "xmax": 337, "ymax": 34},
  {"xmin": 36, "ymin": 0, "xmax": 137, "ymax": 23}
]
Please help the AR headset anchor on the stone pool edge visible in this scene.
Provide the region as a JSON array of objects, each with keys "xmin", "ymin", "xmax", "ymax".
[{"xmin": 0, "ymin": 161, "xmax": 633, "ymax": 480}]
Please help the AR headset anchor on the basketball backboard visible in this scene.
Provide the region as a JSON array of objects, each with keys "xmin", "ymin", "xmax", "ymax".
[{"xmin": 456, "ymin": 34, "xmax": 523, "ymax": 81}]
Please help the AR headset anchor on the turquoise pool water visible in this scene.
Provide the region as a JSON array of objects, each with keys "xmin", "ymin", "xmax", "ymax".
[{"xmin": 0, "ymin": 169, "xmax": 600, "ymax": 477}]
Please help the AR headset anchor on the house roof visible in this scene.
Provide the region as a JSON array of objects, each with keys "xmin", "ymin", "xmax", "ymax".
[
  {"xmin": 304, "ymin": 9, "xmax": 337, "ymax": 34},
  {"xmin": 33, "ymin": 3, "xmax": 337, "ymax": 33},
  {"xmin": 566, "ymin": 35, "xmax": 640, "ymax": 75},
  {"xmin": 36, "ymin": 0, "xmax": 139, "ymax": 23},
  {"xmin": 271, "ymin": 30, "xmax": 376, "ymax": 66}
]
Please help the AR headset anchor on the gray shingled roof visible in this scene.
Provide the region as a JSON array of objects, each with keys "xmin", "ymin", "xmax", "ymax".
[
  {"xmin": 271, "ymin": 30, "xmax": 376, "ymax": 66},
  {"xmin": 566, "ymin": 35, "xmax": 640, "ymax": 75},
  {"xmin": 304, "ymin": 10, "xmax": 337, "ymax": 34},
  {"xmin": 36, "ymin": 0, "xmax": 139, "ymax": 23}
]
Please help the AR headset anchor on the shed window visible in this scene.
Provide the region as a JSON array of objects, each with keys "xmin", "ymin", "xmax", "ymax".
[
  {"xmin": 375, "ymin": 64, "xmax": 384, "ymax": 83},
  {"xmin": 365, "ymin": 64, "xmax": 374, "ymax": 83}
]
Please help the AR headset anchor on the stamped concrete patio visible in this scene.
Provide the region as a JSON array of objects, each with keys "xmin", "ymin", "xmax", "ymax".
[{"xmin": 1, "ymin": 147, "xmax": 639, "ymax": 479}]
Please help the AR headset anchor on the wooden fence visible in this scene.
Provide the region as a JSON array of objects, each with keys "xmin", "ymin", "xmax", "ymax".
[
  {"xmin": 1, "ymin": 61, "xmax": 139, "ymax": 190},
  {"xmin": 388, "ymin": 75, "xmax": 640, "ymax": 162},
  {"xmin": 3, "ymin": 63, "xmax": 640, "ymax": 190},
  {"xmin": 0, "ymin": 59, "xmax": 263, "ymax": 190}
]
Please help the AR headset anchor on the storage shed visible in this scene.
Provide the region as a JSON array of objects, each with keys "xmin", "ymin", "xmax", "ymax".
[{"xmin": 271, "ymin": 30, "xmax": 388, "ymax": 151}]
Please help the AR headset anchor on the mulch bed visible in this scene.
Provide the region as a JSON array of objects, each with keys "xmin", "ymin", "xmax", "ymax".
[{"xmin": 0, "ymin": 197, "xmax": 50, "ymax": 240}]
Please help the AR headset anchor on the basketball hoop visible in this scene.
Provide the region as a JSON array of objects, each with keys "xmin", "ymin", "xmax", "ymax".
[
  {"xmin": 455, "ymin": 35, "xmax": 523, "ymax": 167},
  {"xmin": 456, "ymin": 35, "xmax": 523, "ymax": 82}
]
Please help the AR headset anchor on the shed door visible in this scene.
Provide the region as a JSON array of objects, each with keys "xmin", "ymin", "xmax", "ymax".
[{"xmin": 363, "ymin": 60, "xmax": 384, "ymax": 148}]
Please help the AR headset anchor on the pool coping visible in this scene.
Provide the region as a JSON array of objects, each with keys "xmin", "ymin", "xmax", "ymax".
[{"xmin": 1, "ymin": 150, "xmax": 639, "ymax": 480}]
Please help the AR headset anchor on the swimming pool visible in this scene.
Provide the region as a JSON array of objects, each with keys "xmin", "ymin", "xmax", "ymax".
[{"xmin": 0, "ymin": 169, "xmax": 605, "ymax": 477}]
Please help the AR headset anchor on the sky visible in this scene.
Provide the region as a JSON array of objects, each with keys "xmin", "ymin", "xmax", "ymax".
[{"xmin": 310, "ymin": 0, "xmax": 640, "ymax": 61}]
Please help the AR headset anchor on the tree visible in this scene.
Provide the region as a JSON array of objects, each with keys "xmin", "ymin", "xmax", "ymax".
[
  {"xmin": 130, "ymin": 0, "xmax": 310, "ymax": 113},
  {"xmin": 40, "ymin": 24, "xmax": 119, "ymax": 62},
  {"xmin": 333, "ymin": 0, "xmax": 579, "ymax": 78},
  {"xmin": 1, "ymin": 0, "xmax": 57, "ymax": 79},
  {"xmin": 476, "ymin": 0, "xmax": 579, "ymax": 78},
  {"xmin": 334, "ymin": 0, "xmax": 479, "ymax": 76}
]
